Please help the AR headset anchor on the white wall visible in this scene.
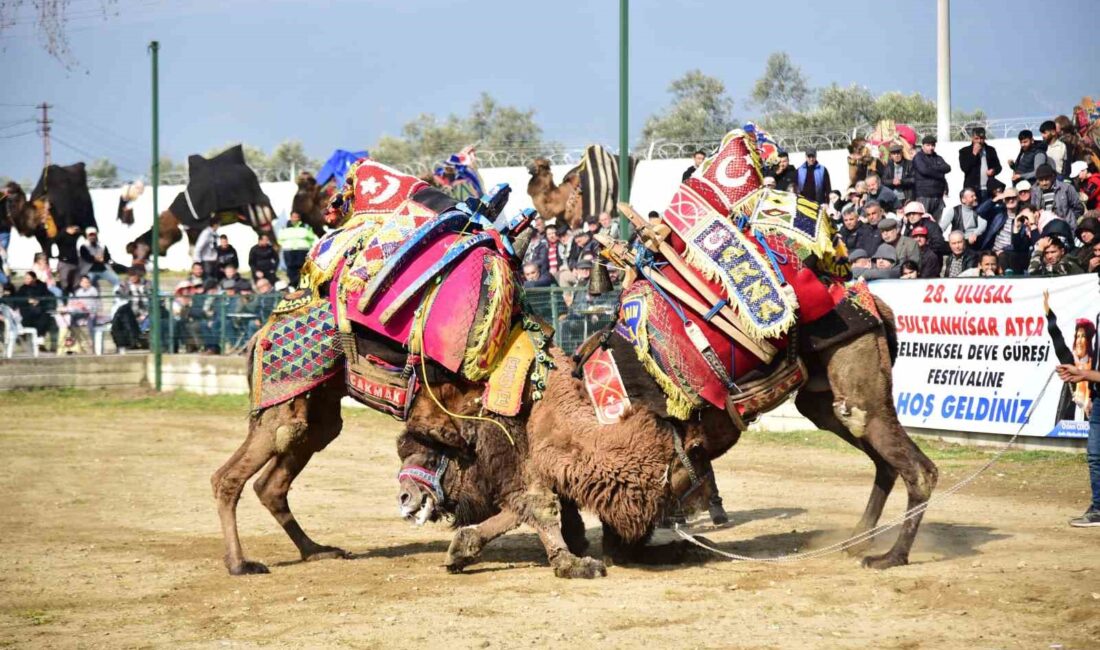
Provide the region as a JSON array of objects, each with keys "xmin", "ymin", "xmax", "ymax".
[{"xmin": 7, "ymin": 137, "xmax": 1022, "ymax": 273}]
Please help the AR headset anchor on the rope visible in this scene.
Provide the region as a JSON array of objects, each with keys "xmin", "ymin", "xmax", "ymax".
[
  {"xmin": 410, "ymin": 282, "xmax": 515, "ymax": 446},
  {"xmin": 673, "ymin": 368, "xmax": 1059, "ymax": 564}
]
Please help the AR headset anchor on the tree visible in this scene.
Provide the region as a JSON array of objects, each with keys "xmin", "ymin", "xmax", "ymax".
[
  {"xmin": 751, "ymin": 52, "xmax": 810, "ymax": 115},
  {"xmin": 268, "ymin": 140, "xmax": 318, "ymax": 174},
  {"xmin": 467, "ymin": 92, "xmax": 543, "ymax": 149},
  {"xmin": 0, "ymin": 0, "xmax": 119, "ymax": 69},
  {"xmin": 205, "ymin": 143, "xmax": 269, "ymax": 169},
  {"xmin": 85, "ymin": 158, "xmax": 118, "ymax": 185},
  {"xmin": 641, "ymin": 70, "xmax": 736, "ymax": 143}
]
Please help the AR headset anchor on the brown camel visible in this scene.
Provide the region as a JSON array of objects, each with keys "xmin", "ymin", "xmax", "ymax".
[
  {"xmin": 290, "ymin": 171, "xmax": 329, "ymax": 236},
  {"xmin": 395, "ymin": 348, "xmax": 724, "ymax": 576},
  {"xmin": 526, "ymin": 158, "xmax": 583, "ymax": 229}
]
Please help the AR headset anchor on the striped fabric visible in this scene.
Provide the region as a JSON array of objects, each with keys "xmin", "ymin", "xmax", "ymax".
[{"xmin": 572, "ymin": 145, "xmax": 636, "ymax": 221}]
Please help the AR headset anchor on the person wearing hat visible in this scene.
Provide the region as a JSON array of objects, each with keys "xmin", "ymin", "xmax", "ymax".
[
  {"xmin": 908, "ymin": 225, "xmax": 943, "ymax": 279},
  {"xmin": 1072, "ymin": 160, "xmax": 1100, "ymax": 210},
  {"xmin": 1009, "ymin": 129, "xmax": 1048, "ymax": 184},
  {"xmin": 78, "ymin": 226, "xmax": 121, "ymax": 291},
  {"xmin": 882, "ymin": 143, "xmax": 915, "ymax": 202},
  {"xmin": 878, "ymin": 216, "xmax": 920, "ymax": 266},
  {"xmin": 975, "ymin": 186, "xmax": 1022, "ymax": 268},
  {"xmin": 1072, "ymin": 213, "xmax": 1100, "ymax": 267},
  {"xmin": 795, "ymin": 147, "xmax": 832, "ymax": 205},
  {"xmin": 1028, "ymin": 233, "xmax": 1083, "ymax": 276},
  {"xmin": 900, "ymin": 199, "xmax": 949, "ymax": 263},
  {"xmin": 958, "ymin": 126, "xmax": 1004, "ymax": 203},
  {"xmin": 1033, "ymin": 163, "xmax": 1084, "ymax": 227},
  {"xmin": 912, "ymin": 134, "xmax": 952, "ymax": 220},
  {"xmin": 846, "ymin": 248, "xmax": 870, "ymax": 269}
]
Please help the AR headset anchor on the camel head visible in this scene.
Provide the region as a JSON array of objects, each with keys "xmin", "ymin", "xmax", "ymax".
[
  {"xmin": 396, "ymin": 435, "xmax": 450, "ymax": 526},
  {"xmin": 2, "ymin": 182, "xmax": 47, "ymax": 237},
  {"xmin": 527, "ymin": 158, "xmax": 552, "ymax": 177}
]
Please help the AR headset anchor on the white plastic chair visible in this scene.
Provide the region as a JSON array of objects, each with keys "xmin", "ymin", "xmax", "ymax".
[{"xmin": 1, "ymin": 304, "xmax": 43, "ymax": 358}]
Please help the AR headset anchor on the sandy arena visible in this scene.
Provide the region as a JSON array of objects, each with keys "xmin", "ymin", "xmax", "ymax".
[{"xmin": 1, "ymin": 389, "xmax": 1097, "ymax": 649}]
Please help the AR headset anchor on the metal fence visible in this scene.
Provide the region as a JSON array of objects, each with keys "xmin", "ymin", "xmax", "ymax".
[{"xmin": 0, "ymin": 286, "xmax": 618, "ymax": 359}]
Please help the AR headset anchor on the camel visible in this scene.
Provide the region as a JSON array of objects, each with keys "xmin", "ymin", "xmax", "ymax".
[
  {"xmin": 289, "ymin": 171, "xmax": 329, "ymax": 236},
  {"xmin": 3, "ymin": 163, "xmax": 97, "ymax": 257},
  {"xmin": 526, "ymin": 158, "xmax": 582, "ymax": 230},
  {"xmin": 395, "ymin": 348, "xmax": 727, "ymax": 576}
]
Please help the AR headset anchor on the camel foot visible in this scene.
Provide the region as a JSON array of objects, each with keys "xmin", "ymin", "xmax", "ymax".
[
  {"xmin": 708, "ymin": 505, "xmax": 729, "ymax": 526},
  {"xmin": 861, "ymin": 551, "xmax": 908, "ymax": 570},
  {"xmin": 552, "ymin": 554, "xmax": 607, "ymax": 579},
  {"xmin": 444, "ymin": 527, "xmax": 483, "ymax": 574},
  {"xmin": 302, "ymin": 545, "xmax": 348, "ymax": 562},
  {"xmin": 227, "ymin": 559, "xmax": 270, "ymax": 576}
]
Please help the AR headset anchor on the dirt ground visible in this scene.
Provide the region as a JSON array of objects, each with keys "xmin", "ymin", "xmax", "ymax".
[{"xmin": 1, "ymin": 389, "xmax": 1097, "ymax": 649}]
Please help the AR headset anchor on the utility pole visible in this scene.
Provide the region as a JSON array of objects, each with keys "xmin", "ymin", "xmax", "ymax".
[
  {"xmin": 149, "ymin": 41, "xmax": 162, "ymax": 391},
  {"xmin": 936, "ymin": 0, "xmax": 951, "ymax": 144},
  {"xmin": 617, "ymin": 0, "xmax": 630, "ymax": 239},
  {"xmin": 36, "ymin": 102, "xmax": 52, "ymax": 168}
]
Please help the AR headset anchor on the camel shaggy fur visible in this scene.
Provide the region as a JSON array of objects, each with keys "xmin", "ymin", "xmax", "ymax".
[{"xmin": 526, "ymin": 158, "xmax": 583, "ymax": 230}]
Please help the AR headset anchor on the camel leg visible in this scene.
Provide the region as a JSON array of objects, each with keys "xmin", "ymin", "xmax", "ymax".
[
  {"xmin": 212, "ymin": 421, "xmax": 280, "ymax": 575},
  {"xmin": 251, "ymin": 409, "xmax": 346, "ymax": 564},
  {"xmin": 444, "ymin": 509, "xmax": 521, "ymax": 574},
  {"xmin": 559, "ymin": 497, "xmax": 589, "ymax": 556},
  {"xmin": 795, "ymin": 387, "xmax": 897, "ymax": 555},
  {"xmin": 518, "ymin": 487, "xmax": 606, "ymax": 579},
  {"xmin": 814, "ymin": 333, "xmax": 938, "ymax": 569}
]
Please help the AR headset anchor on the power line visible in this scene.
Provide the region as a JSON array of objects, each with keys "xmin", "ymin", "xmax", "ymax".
[
  {"xmin": 0, "ymin": 129, "xmax": 37, "ymax": 139},
  {"xmin": 52, "ymin": 135, "xmax": 144, "ymax": 175},
  {"xmin": 0, "ymin": 118, "xmax": 35, "ymax": 131},
  {"xmin": 53, "ymin": 107, "xmax": 147, "ymax": 150}
]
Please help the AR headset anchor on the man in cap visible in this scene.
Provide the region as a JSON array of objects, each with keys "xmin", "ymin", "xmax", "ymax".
[
  {"xmin": 1073, "ymin": 160, "xmax": 1100, "ymax": 210},
  {"xmin": 900, "ymin": 200, "xmax": 949, "ymax": 260},
  {"xmin": 906, "ymin": 226, "xmax": 941, "ymax": 278},
  {"xmin": 1009, "ymin": 129, "xmax": 1048, "ymax": 184},
  {"xmin": 878, "ymin": 216, "xmax": 920, "ymax": 266},
  {"xmin": 882, "ymin": 144, "xmax": 915, "ymax": 202},
  {"xmin": 958, "ymin": 126, "xmax": 1003, "ymax": 203},
  {"xmin": 795, "ymin": 148, "xmax": 832, "ymax": 204},
  {"xmin": 1028, "ymin": 234, "xmax": 1082, "ymax": 276},
  {"xmin": 912, "ymin": 134, "xmax": 952, "ymax": 219},
  {"xmin": 1016, "ymin": 179, "xmax": 1035, "ymax": 207},
  {"xmin": 1033, "ymin": 163, "xmax": 1085, "ymax": 227},
  {"xmin": 1071, "ymin": 213, "xmax": 1100, "ymax": 268}
]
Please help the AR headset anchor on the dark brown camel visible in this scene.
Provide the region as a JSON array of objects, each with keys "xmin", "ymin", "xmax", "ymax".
[
  {"xmin": 290, "ymin": 171, "xmax": 329, "ymax": 236},
  {"xmin": 395, "ymin": 349, "xmax": 722, "ymax": 576},
  {"xmin": 526, "ymin": 158, "xmax": 582, "ymax": 230}
]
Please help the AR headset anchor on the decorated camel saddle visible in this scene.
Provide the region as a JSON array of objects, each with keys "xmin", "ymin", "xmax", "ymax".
[
  {"xmin": 586, "ymin": 128, "xmax": 883, "ymax": 425},
  {"xmin": 249, "ymin": 160, "xmax": 552, "ymax": 420}
]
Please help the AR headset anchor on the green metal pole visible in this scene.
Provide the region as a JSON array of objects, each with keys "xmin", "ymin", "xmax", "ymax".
[
  {"xmin": 149, "ymin": 40, "xmax": 162, "ymax": 390},
  {"xmin": 617, "ymin": 0, "xmax": 630, "ymax": 240}
]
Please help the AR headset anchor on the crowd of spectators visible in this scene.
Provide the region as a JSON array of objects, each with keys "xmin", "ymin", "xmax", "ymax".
[{"xmin": 764, "ymin": 119, "xmax": 1100, "ymax": 280}]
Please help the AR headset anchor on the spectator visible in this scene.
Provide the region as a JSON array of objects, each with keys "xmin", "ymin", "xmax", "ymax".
[
  {"xmin": 186, "ymin": 262, "xmax": 205, "ymax": 287},
  {"xmin": 941, "ymin": 231, "xmax": 979, "ymax": 278},
  {"xmin": 247, "ymin": 233, "xmax": 279, "ymax": 282},
  {"xmin": 1083, "ymin": 239, "xmax": 1100, "ymax": 275},
  {"xmin": 958, "ymin": 126, "xmax": 1003, "ymax": 203},
  {"xmin": 522, "ymin": 262, "xmax": 554, "ymax": 288},
  {"xmin": 847, "ymin": 248, "xmax": 872, "ymax": 277},
  {"xmin": 1009, "ymin": 205, "xmax": 1040, "ymax": 273},
  {"xmin": 14, "ymin": 271, "xmax": 55, "ymax": 338},
  {"xmin": 1033, "ymin": 163, "xmax": 1085, "ymax": 227},
  {"xmin": 523, "ymin": 227, "xmax": 550, "ymax": 278},
  {"xmin": 569, "ymin": 229, "xmax": 598, "ymax": 269},
  {"xmin": 1073, "ymin": 161, "xmax": 1100, "ymax": 210},
  {"xmin": 1016, "ymin": 180, "xmax": 1035, "ymax": 208},
  {"xmin": 878, "ymin": 217, "xmax": 920, "ymax": 266},
  {"xmin": 976, "ymin": 250, "xmax": 1003, "ymax": 277},
  {"xmin": 795, "ymin": 148, "xmax": 832, "ymax": 204},
  {"xmin": 912, "ymin": 135, "xmax": 952, "ymax": 220},
  {"xmin": 220, "ymin": 263, "xmax": 250, "ymax": 293},
  {"xmin": 910, "ymin": 226, "xmax": 942, "ymax": 279},
  {"xmin": 278, "ymin": 211, "xmax": 318, "ymax": 288},
  {"xmin": 682, "ymin": 150, "xmax": 706, "ymax": 182},
  {"xmin": 976, "ymin": 187, "xmax": 1022, "ymax": 270},
  {"xmin": 864, "ymin": 175, "xmax": 898, "ymax": 213},
  {"xmin": 863, "ymin": 200, "xmax": 887, "ymax": 229},
  {"xmin": 0, "ymin": 240, "xmax": 9, "ymax": 288},
  {"xmin": 1073, "ymin": 214, "xmax": 1100, "ymax": 268},
  {"xmin": 596, "ymin": 211, "xmax": 619, "ymax": 240},
  {"xmin": 31, "ymin": 252, "xmax": 62, "ymax": 298},
  {"xmin": 214, "ymin": 234, "xmax": 240, "ymax": 278},
  {"xmin": 900, "ymin": 200, "xmax": 950, "ymax": 260},
  {"xmin": 870, "ymin": 244, "xmax": 901, "ymax": 278},
  {"xmin": 770, "ymin": 152, "xmax": 797, "ymax": 192},
  {"xmin": 194, "ymin": 224, "xmax": 220, "ymax": 281},
  {"xmin": 940, "ymin": 188, "xmax": 987, "ymax": 246},
  {"xmin": 1009, "ymin": 130, "xmax": 1047, "ymax": 184},
  {"xmin": 1029, "ymin": 235, "xmax": 1082, "ymax": 276},
  {"xmin": 899, "ymin": 260, "xmax": 920, "ymax": 279},
  {"xmin": 239, "ymin": 276, "xmax": 279, "ymax": 342},
  {"xmin": 882, "ymin": 144, "xmax": 915, "ymax": 202},
  {"xmin": 762, "ymin": 176, "xmax": 776, "ymax": 189},
  {"xmin": 70, "ymin": 274, "xmax": 100, "ymax": 342},
  {"xmin": 78, "ymin": 227, "xmax": 121, "ymax": 290},
  {"xmin": 55, "ymin": 224, "xmax": 82, "ymax": 295},
  {"xmin": 1040, "ymin": 120, "xmax": 1068, "ymax": 178},
  {"xmin": 545, "ymin": 225, "xmax": 570, "ymax": 279},
  {"xmin": 839, "ymin": 205, "xmax": 877, "ymax": 255}
]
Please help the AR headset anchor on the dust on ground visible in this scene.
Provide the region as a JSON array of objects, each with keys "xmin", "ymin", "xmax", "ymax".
[{"xmin": 0, "ymin": 389, "xmax": 1097, "ymax": 649}]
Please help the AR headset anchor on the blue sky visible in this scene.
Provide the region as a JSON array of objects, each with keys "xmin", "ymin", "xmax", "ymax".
[{"xmin": 2, "ymin": 0, "xmax": 1098, "ymax": 181}]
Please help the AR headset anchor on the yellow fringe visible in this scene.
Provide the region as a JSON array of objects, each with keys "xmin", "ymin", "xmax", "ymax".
[
  {"xmin": 461, "ymin": 256, "xmax": 513, "ymax": 381},
  {"xmin": 625, "ymin": 289, "xmax": 699, "ymax": 419},
  {"xmin": 680, "ymin": 244, "xmax": 794, "ymax": 340},
  {"xmin": 410, "ymin": 281, "xmax": 515, "ymax": 446}
]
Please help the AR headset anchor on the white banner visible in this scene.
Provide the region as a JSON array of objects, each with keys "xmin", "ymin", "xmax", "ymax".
[{"xmin": 869, "ymin": 276, "xmax": 1100, "ymax": 438}]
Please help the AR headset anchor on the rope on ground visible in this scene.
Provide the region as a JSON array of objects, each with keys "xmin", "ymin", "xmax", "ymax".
[{"xmin": 673, "ymin": 368, "xmax": 1059, "ymax": 564}]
